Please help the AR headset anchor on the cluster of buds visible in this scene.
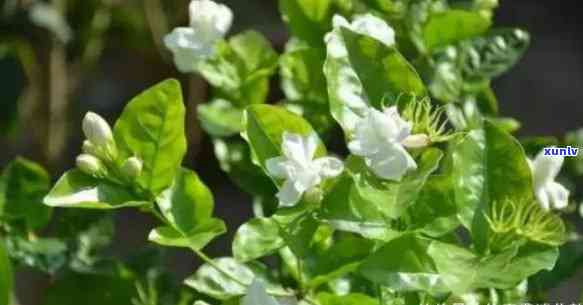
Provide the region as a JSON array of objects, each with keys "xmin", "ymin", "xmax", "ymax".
[{"xmin": 76, "ymin": 112, "xmax": 143, "ymax": 181}]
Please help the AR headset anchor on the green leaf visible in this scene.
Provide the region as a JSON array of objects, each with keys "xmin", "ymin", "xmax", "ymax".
[
  {"xmin": 422, "ymin": 10, "xmax": 491, "ymax": 51},
  {"xmin": 317, "ymin": 292, "xmax": 378, "ymax": 305},
  {"xmin": 461, "ymin": 28, "xmax": 530, "ymax": 80},
  {"xmin": 280, "ymin": 47, "xmax": 328, "ymax": 105},
  {"xmin": 148, "ymin": 219, "xmax": 226, "ymax": 250},
  {"xmin": 428, "ymin": 241, "xmax": 558, "ymax": 294},
  {"xmin": 41, "ymin": 272, "xmax": 138, "ymax": 305},
  {"xmin": 1, "ymin": 157, "xmax": 52, "ymax": 230},
  {"xmin": 279, "ymin": 0, "xmax": 333, "ymax": 46},
  {"xmin": 0, "ymin": 241, "xmax": 12, "ymax": 305},
  {"xmin": 156, "ymin": 168, "xmax": 214, "ymax": 235},
  {"xmin": 233, "ymin": 217, "xmax": 285, "ymax": 262},
  {"xmin": 450, "ymin": 121, "xmax": 533, "ymax": 252},
  {"xmin": 359, "ymin": 234, "xmax": 448, "ymax": 294},
  {"xmin": 348, "ymin": 148, "xmax": 444, "ymax": 220},
  {"xmin": 197, "ymin": 99, "xmax": 244, "ymax": 137},
  {"xmin": 307, "ymin": 234, "xmax": 375, "ymax": 289},
  {"xmin": 242, "ymin": 280, "xmax": 280, "ymax": 305},
  {"xmin": 44, "ymin": 170, "xmax": 147, "ymax": 209},
  {"xmin": 184, "ymin": 258, "xmax": 285, "ymax": 300},
  {"xmin": 425, "ymin": 47, "xmax": 463, "ymax": 103},
  {"xmin": 324, "ymin": 26, "xmax": 426, "ymax": 133},
  {"xmin": 319, "ymin": 173, "xmax": 397, "ymax": 241},
  {"xmin": 213, "ymin": 138, "xmax": 277, "ymax": 198},
  {"xmin": 199, "ymin": 31, "xmax": 278, "ymax": 106},
  {"xmin": 5, "ymin": 237, "xmax": 67, "ymax": 274},
  {"xmin": 244, "ymin": 104, "xmax": 325, "ymax": 168},
  {"xmin": 113, "ymin": 79, "xmax": 187, "ymax": 196}
]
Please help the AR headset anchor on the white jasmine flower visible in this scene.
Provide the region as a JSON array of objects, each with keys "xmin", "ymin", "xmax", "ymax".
[
  {"xmin": 266, "ymin": 133, "xmax": 343, "ymax": 207},
  {"xmin": 164, "ymin": 0, "xmax": 233, "ymax": 72},
  {"xmin": 82, "ymin": 112, "xmax": 114, "ymax": 148},
  {"xmin": 330, "ymin": 14, "xmax": 395, "ymax": 47},
  {"xmin": 348, "ymin": 106, "xmax": 425, "ymax": 181},
  {"xmin": 528, "ymin": 149, "xmax": 570, "ymax": 210}
]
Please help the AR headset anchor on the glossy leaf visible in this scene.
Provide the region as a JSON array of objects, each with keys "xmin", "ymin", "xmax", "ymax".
[
  {"xmin": 348, "ymin": 148, "xmax": 444, "ymax": 220},
  {"xmin": 461, "ymin": 28, "xmax": 530, "ymax": 80},
  {"xmin": 280, "ymin": 47, "xmax": 328, "ymax": 105},
  {"xmin": 1, "ymin": 157, "xmax": 52, "ymax": 230},
  {"xmin": 184, "ymin": 258, "xmax": 285, "ymax": 300},
  {"xmin": 359, "ymin": 234, "xmax": 448, "ymax": 294},
  {"xmin": 450, "ymin": 121, "xmax": 533, "ymax": 252},
  {"xmin": 156, "ymin": 168, "xmax": 214, "ymax": 235},
  {"xmin": 244, "ymin": 104, "xmax": 325, "ymax": 169},
  {"xmin": 428, "ymin": 241, "xmax": 558, "ymax": 294},
  {"xmin": 279, "ymin": 0, "xmax": 333, "ymax": 46},
  {"xmin": 197, "ymin": 99, "xmax": 244, "ymax": 137},
  {"xmin": 324, "ymin": 27, "xmax": 426, "ymax": 133},
  {"xmin": 242, "ymin": 279, "xmax": 280, "ymax": 305},
  {"xmin": 148, "ymin": 219, "xmax": 226, "ymax": 250},
  {"xmin": 233, "ymin": 217, "xmax": 285, "ymax": 262},
  {"xmin": 44, "ymin": 170, "xmax": 147, "ymax": 209},
  {"xmin": 5, "ymin": 237, "xmax": 67, "ymax": 274},
  {"xmin": 422, "ymin": 10, "xmax": 491, "ymax": 51},
  {"xmin": 199, "ymin": 31, "xmax": 278, "ymax": 106},
  {"xmin": 113, "ymin": 79, "xmax": 187, "ymax": 196}
]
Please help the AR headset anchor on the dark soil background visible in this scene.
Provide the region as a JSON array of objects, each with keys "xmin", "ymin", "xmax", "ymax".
[{"xmin": 1, "ymin": 0, "xmax": 582, "ymax": 304}]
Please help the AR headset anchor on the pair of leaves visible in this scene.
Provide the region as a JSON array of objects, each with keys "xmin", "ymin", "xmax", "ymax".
[
  {"xmin": 198, "ymin": 31, "xmax": 278, "ymax": 107},
  {"xmin": 149, "ymin": 168, "xmax": 225, "ymax": 251},
  {"xmin": 428, "ymin": 241, "xmax": 558, "ymax": 295},
  {"xmin": 45, "ymin": 79, "xmax": 186, "ymax": 208},
  {"xmin": 184, "ymin": 258, "xmax": 286, "ymax": 301}
]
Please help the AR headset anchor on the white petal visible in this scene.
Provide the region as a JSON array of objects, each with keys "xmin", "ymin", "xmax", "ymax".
[
  {"xmin": 163, "ymin": 28, "xmax": 212, "ymax": 73},
  {"xmin": 383, "ymin": 106, "xmax": 412, "ymax": 142},
  {"xmin": 315, "ymin": 157, "xmax": 344, "ymax": 178},
  {"xmin": 350, "ymin": 14, "xmax": 395, "ymax": 47},
  {"xmin": 332, "ymin": 14, "xmax": 351, "ymax": 28},
  {"xmin": 532, "ymin": 149, "xmax": 564, "ymax": 188},
  {"xmin": 281, "ymin": 132, "xmax": 318, "ymax": 164},
  {"xmin": 277, "ymin": 180, "xmax": 303, "ymax": 207},
  {"xmin": 546, "ymin": 182, "xmax": 570, "ymax": 210},
  {"xmin": 366, "ymin": 144, "xmax": 416, "ymax": 181},
  {"xmin": 189, "ymin": 0, "xmax": 233, "ymax": 41},
  {"xmin": 265, "ymin": 156, "xmax": 289, "ymax": 179},
  {"xmin": 535, "ymin": 187, "xmax": 550, "ymax": 210}
]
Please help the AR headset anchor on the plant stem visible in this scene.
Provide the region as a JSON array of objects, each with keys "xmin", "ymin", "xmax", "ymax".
[{"xmin": 192, "ymin": 249, "xmax": 248, "ymax": 287}]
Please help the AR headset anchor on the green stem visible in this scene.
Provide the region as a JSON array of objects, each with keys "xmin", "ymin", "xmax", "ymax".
[{"xmin": 192, "ymin": 249, "xmax": 247, "ymax": 287}]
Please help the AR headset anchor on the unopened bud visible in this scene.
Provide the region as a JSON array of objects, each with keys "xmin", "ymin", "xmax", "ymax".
[
  {"xmin": 82, "ymin": 112, "xmax": 114, "ymax": 147},
  {"xmin": 402, "ymin": 134, "xmax": 430, "ymax": 149},
  {"xmin": 121, "ymin": 157, "xmax": 143, "ymax": 179},
  {"xmin": 76, "ymin": 154, "xmax": 104, "ymax": 176},
  {"xmin": 82, "ymin": 140, "xmax": 100, "ymax": 156}
]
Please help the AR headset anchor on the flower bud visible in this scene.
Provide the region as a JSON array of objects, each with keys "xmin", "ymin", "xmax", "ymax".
[
  {"xmin": 82, "ymin": 112, "xmax": 114, "ymax": 147},
  {"xmin": 402, "ymin": 134, "xmax": 430, "ymax": 149},
  {"xmin": 76, "ymin": 154, "xmax": 104, "ymax": 176},
  {"xmin": 121, "ymin": 156, "xmax": 143, "ymax": 179},
  {"xmin": 82, "ymin": 140, "xmax": 99, "ymax": 156}
]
